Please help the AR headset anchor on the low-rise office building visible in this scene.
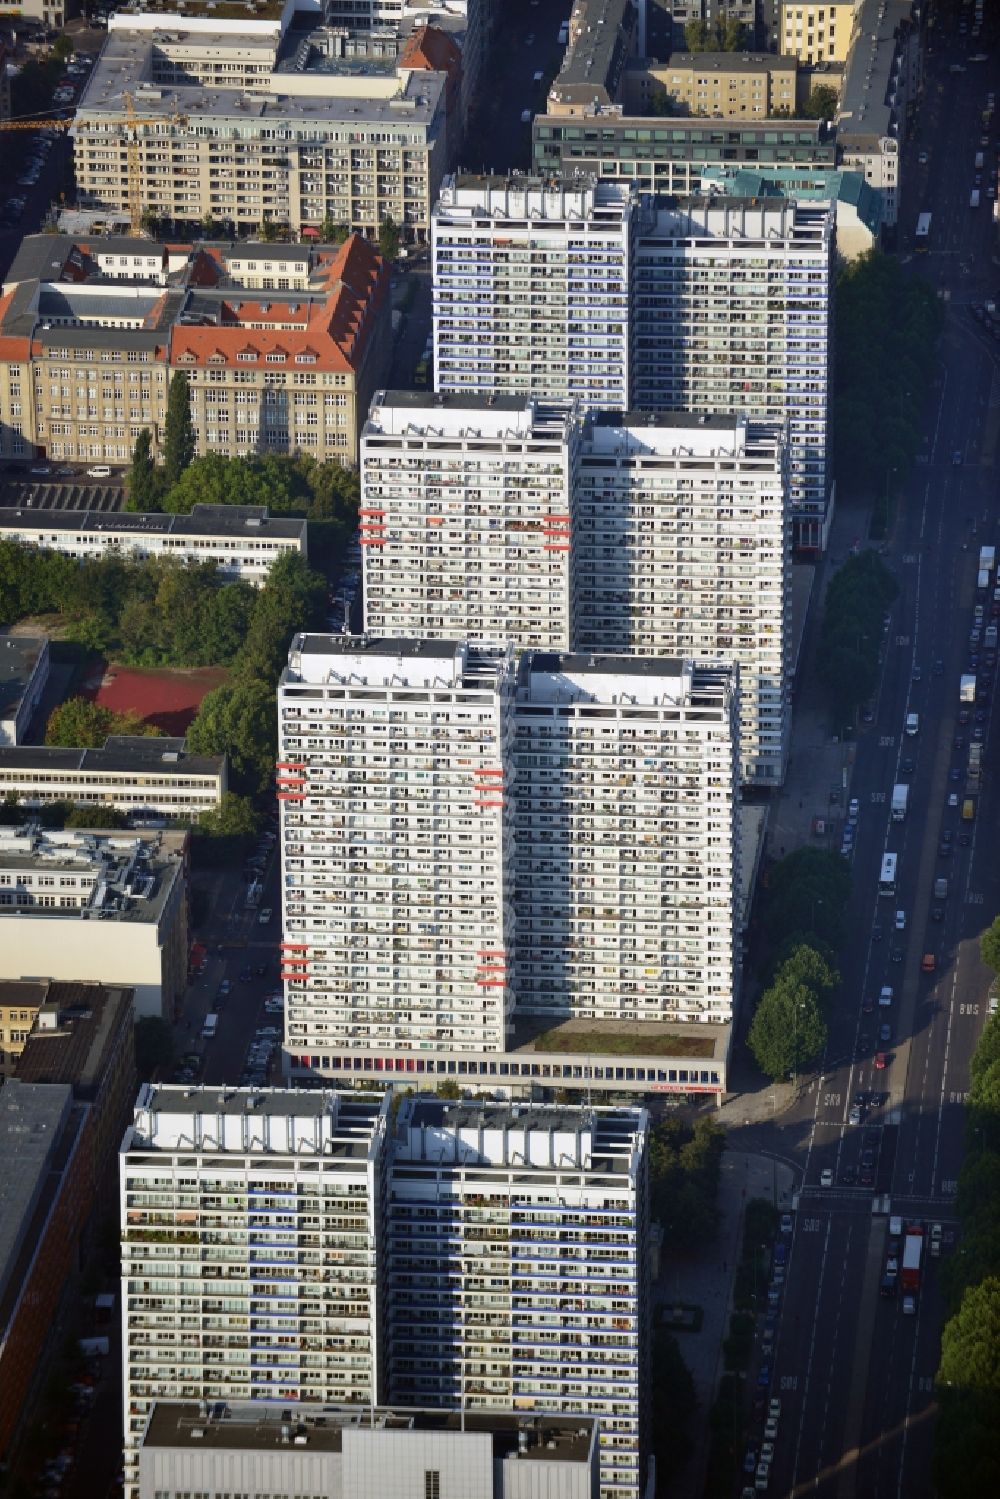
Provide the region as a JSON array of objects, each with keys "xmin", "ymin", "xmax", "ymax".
[
  {"xmin": 0, "ymin": 825, "xmax": 190, "ymax": 1020},
  {"xmin": 0, "ymin": 633, "xmax": 49, "ymax": 747},
  {"xmin": 532, "ymin": 114, "xmax": 837, "ymax": 198},
  {"xmin": 835, "ymin": 0, "xmax": 920, "ymax": 229},
  {"xmin": 547, "ymin": 0, "xmax": 637, "ymax": 116},
  {"xmin": 0, "ymin": 736, "xmax": 225, "ymax": 825},
  {"xmin": 0, "ymin": 505, "xmax": 307, "ymax": 585},
  {"xmin": 139, "ymin": 1402, "xmax": 600, "ymax": 1499},
  {"xmin": 0, "ymin": 1081, "xmax": 93, "ymax": 1464},
  {"xmin": 0, "ymin": 232, "xmax": 390, "ymax": 468},
  {"xmin": 698, "ymin": 163, "xmax": 882, "ymax": 258}
]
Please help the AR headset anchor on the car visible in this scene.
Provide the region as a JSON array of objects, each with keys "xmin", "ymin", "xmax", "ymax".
[
  {"xmin": 902, "ymin": 1294, "xmax": 916, "ymax": 1315},
  {"xmin": 911, "ymin": 665, "xmax": 922, "ymax": 682},
  {"xmin": 86, "ymin": 465, "xmax": 112, "ymax": 478},
  {"xmin": 239, "ymin": 966, "xmax": 253, "ymax": 983},
  {"xmin": 858, "ymin": 1033, "xmax": 871, "ymax": 1057},
  {"xmin": 779, "ymin": 1213, "xmax": 793, "ymax": 1234},
  {"xmin": 862, "ymin": 994, "xmax": 875, "ymax": 1013},
  {"xmin": 848, "ymin": 797, "xmax": 859, "ymax": 820},
  {"xmin": 953, "ymin": 450, "xmax": 963, "ymax": 465},
  {"xmin": 895, "ymin": 910, "xmax": 906, "ymax": 930},
  {"xmin": 901, "ymin": 758, "xmax": 915, "ymax": 775},
  {"xmin": 878, "ymin": 1024, "xmax": 892, "ymax": 1044},
  {"xmin": 976, "ymin": 709, "xmax": 987, "ymax": 722},
  {"xmin": 766, "ymin": 1286, "xmax": 781, "ymax": 1308},
  {"xmin": 29, "ymin": 464, "xmax": 51, "ymax": 475},
  {"xmin": 849, "ymin": 1104, "xmax": 862, "ymax": 1125},
  {"xmin": 768, "ymin": 1398, "xmax": 782, "ymax": 1421},
  {"xmin": 922, "ymin": 952, "xmax": 937, "ymax": 973},
  {"xmin": 955, "ymin": 736, "xmax": 965, "ymax": 751},
  {"xmin": 918, "ymin": 150, "xmax": 928, "ymax": 164},
  {"xmin": 943, "ymin": 829, "xmax": 953, "ymax": 844},
  {"xmin": 854, "ymin": 1091, "xmax": 868, "ymax": 1107},
  {"xmin": 771, "ymin": 1265, "xmax": 785, "ymax": 1286},
  {"xmin": 885, "ymin": 1255, "xmax": 899, "ymax": 1277},
  {"xmin": 525, "ymin": 32, "xmax": 535, "ymax": 43},
  {"xmin": 891, "ymin": 947, "xmax": 903, "ymax": 964},
  {"xmin": 820, "ymin": 1167, "xmax": 833, "ymax": 1187},
  {"xmin": 974, "ymin": 725, "xmax": 985, "ymax": 741},
  {"xmin": 948, "ymin": 792, "xmax": 959, "ymax": 808},
  {"xmin": 874, "ymin": 1052, "xmax": 888, "ymax": 1070},
  {"xmin": 959, "ymin": 709, "xmax": 971, "ymax": 725},
  {"xmin": 949, "ymin": 767, "xmax": 962, "ymax": 782},
  {"xmin": 744, "ymin": 1445, "xmax": 759, "ymax": 1476},
  {"xmin": 931, "ymin": 906, "xmax": 944, "ymax": 922},
  {"xmin": 861, "ymin": 704, "xmax": 875, "ymax": 723},
  {"xmin": 54, "ymin": 464, "xmax": 75, "ymax": 477},
  {"xmin": 872, "ymin": 922, "xmax": 883, "ymax": 943},
  {"xmin": 760, "ymin": 1441, "xmax": 775, "ymax": 1465},
  {"xmin": 939, "ymin": 841, "xmax": 952, "ymax": 857},
  {"xmin": 933, "ymin": 658, "xmax": 943, "ymax": 675},
  {"xmin": 756, "ymin": 1361, "xmax": 772, "ymax": 1388}
]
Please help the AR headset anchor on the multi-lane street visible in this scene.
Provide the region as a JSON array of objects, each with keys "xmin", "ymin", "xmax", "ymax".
[{"xmin": 745, "ymin": 22, "xmax": 1000, "ymax": 1499}]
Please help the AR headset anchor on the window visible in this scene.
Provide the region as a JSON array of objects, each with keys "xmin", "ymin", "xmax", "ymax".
[{"xmin": 424, "ymin": 1475, "xmax": 441, "ymax": 1499}]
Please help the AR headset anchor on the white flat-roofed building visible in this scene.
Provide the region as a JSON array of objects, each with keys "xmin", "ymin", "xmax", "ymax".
[
  {"xmin": 514, "ymin": 653, "xmax": 740, "ymax": 1026},
  {"xmin": 360, "ymin": 392, "xmax": 577, "ymax": 650},
  {"xmin": 0, "ymin": 825, "xmax": 189, "ymax": 1021},
  {"xmin": 120, "ymin": 1084, "xmax": 390, "ymax": 1496},
  {"xmin": 575, "ymin": 413, "xmax": 790, "ymax": 785},
  {"xmin": 138, "ymin": 1401, "xmax": 600, "ymax": 1499},
  {"xmin": 633, "ymin": 197, "xmax": 834, "ymax": 552},
  {"xmin": 388, "ymin": 1097, "xmax": 650, "ymax": 1499},
  {"xmin": 0, "ymin": 737, "xmax": 226, "ymax": 820},
  {"xmin": 0, "ymin": 633, "xmax": 49, "ymax": 747},
  {"xmin": 432, "ymin": 175, "xmax": 635, "ymax": 408},
  {"xmin": 0, "ymin": 506, "xmax": 307, "ymax": 586},
  {"xmin": 277, "ymin": 636, "xmax": 516, "ymax": 1061}
]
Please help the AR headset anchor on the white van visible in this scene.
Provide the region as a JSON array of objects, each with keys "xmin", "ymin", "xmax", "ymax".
[{"xmin": 905, "ymin": 712, "xmax": 919, "ymax": 736}]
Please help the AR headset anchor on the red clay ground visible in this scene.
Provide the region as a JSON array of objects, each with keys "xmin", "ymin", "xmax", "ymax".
[{"xmin": 79, "ymin": 661, "xmax": 230, "ymax": 736}]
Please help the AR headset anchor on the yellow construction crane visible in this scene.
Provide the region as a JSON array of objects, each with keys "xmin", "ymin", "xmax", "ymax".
[{"xmin": 0, "ymin": 95, "xmax": 187, "ymax": 236}]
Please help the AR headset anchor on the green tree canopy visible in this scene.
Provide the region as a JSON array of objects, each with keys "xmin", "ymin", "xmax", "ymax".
[
  {"xmin": 236, "ymin": 551, "xmax": 327, "ymax": 687},
  {"xmin": 197, "ymin": 791, "xmax": 261, "ymax": 841},
  {"xmin": 45, "ymin": 697, "xmax": 163, "ymax": 748},
  {"xmin": 378, "ymin": 213, "xmax": 401, "ymax": 262},
  {"xmin": 939, "ymin": 1277, "xmax": 1000, "ymax": 1395},
  {"xmin": 126, "ymin": 428, "xmax": 163, "ymax": 512},
  {"xmin": 748, "ymin": 972, "xmax": 828, "ymax": 1081},
  {"xmin": 163, "ymin": 371, "xmax": 196, "ymax": 488},
  {"xmin": 817, "ymin": 549, "xmax": 900, "ymax": 720},
  {"xmin": 186, "ymin": 679, "xmax": 278, "ymax": 796},
  {"xmin": 981, "ymin": 917, "xmax": 1000, "ymax": 974},
  {"xmin": 761, "ymin": 848, "xmax": 851, "ymax": 974},
  {"xmin": 803, "ymin": 85, "xmax": 839, "ymax": 120}
]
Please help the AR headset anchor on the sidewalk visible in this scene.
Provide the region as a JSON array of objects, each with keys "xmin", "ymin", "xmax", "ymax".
[{"xmin": 655, "ymin": 1150, "xmax": 798, "ymax": 1499}]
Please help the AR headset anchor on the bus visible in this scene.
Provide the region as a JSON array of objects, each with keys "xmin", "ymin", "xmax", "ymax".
[
  {"xmin": 915, "ymin": 213, "xmax": 932, "ymax": 251},
  {"xmin": 879, "ymin": 853, "xmax": 898, "ymax": 898}
]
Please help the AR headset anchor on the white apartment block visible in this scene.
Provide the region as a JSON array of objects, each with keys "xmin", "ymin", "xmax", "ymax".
[
  {"xmin": 360, "ymin": 392, "xmax": 577, "ymax": 650},
  {"xmin": 120, "ymin": 1084, "xmax": 390, "ymax": 1494},
  {"xmin": 514, "ymin": 653, "xmax": 740, "ymax": 1026},
  {"xmin": 575, "ymin": 413, "xmax": 790, "ymax": 785},
  {"xmin": 0, "ymin": 506, "xmax": 307, "ymax": 587},
  {"xmin": 633, "ymin": 197, "xmax": 834, "ymax": 552},
  {"xmin": 388, "ymin": 1097, "xmax": 650, "ymax": 1499},
  {"xmin": 277, "ymin": 637, "xmax": 516, "ymax": 1060},
  {"xmin": 432, "ymin": 175, "xmax": 635, "ymax": 407}
]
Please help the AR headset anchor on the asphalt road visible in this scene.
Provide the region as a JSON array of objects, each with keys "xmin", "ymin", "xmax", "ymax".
[{"xmin": 752, "ymin": 25, "xmax": 1000, "ymax": 1499}]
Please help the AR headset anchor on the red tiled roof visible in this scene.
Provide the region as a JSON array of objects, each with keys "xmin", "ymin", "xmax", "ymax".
[
  {"xmin": 400, "ymin": 24, "xmax": 462, "ymax": 76},
  {"xmin": 0, "ymin": 290, "xmax": 33, "ymax": 362}
]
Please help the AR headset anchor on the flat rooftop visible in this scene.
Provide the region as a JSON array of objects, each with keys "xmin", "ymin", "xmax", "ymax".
[
  {"xmin": 143, "ymin": 1401, "xmax": 595, "ymax": 1464},
  {"xmin": 0, "ymin": 736, "xmax": 223, "ymax": 778},
  {"xmin": 0, "ymin": 1080, "xmax": 74, "ymax": 1310},
  {"xmin": 11, "ymin": 982, "xmax": 133, "ymax": 1099},
  {"xmin": 0, "ymin": 826, "xmax": 184, "ymax": 927},
  {"xmin": 0, "ymin": 506, "xmax": 306, "ymax": 541},
  {"xmin": 0, "ymin": 633, "xmax": 47, "ymax": 726}
]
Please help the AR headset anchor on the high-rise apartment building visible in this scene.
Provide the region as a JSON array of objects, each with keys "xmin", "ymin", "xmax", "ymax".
[
  {"xmin": 388, "ymin": 1096, "xmax": 650, "ymax": 1499},
  {"xmin": 633, "ymin": 197, "xmax": 834, "ymax": 550},
  {"xmin": 513, "ymin": 653, "xmax": 740, "ymax": 1025},
  {"xmin": 120, "ymin": 1085, "xmax": 390, "ymax": 1490},
  {"xmin": 278, "ymin": 634, "xmax": 740, "ymax": 1079},
  {"xmin": 432, "ymin": 175, "xmax": 635, "ymax": 407},
  {"xmin": 360, "ymin": 392, "xmax": 577, "ymax": 649},
  {"xmin": 277, "ymin": 637, "xmax": 517, "ymax": 1063},
  {"xmin": 574, "ymin": 413, "xmax": 789, "ymax": 784}
]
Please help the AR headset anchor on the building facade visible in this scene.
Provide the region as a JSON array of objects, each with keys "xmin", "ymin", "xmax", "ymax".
[
  {"xmin": 531, "ymin": 115, "xmax": 837, "ymax": 199},
  {"xmin": 360, "ymin": 393, "xmax": 577, "ymax": 650},
  {"xmin": 120, "ymin": 1085, "xmax": 391, "ymax": 1493},
  {"xmin": 0, "ymin": 506, "xmax": 306, "ymax": 585},
  {"xmin": 278, "ymin": 638, "xmax": 517, "ymax": 1062},
  {"xmin": 432, "ymin": 175, "xmax": 635, "ymax": 408},
  {"xmin": 72, "ymin": 10, "xmax": 452, "ymax": 241},
  {"xmin": 780, "ymin": 0, "xmax": 859, "ymax": 65},
  {"xmin": 574, "ymin": 414, "xmax": 789, "ymax": 784},
  {"xmin": 629, "ymin": 52, "xmax": 798, "ymax": 120},
  {"xmin": 0, "ymin": 233, "xmax": 390, "ymax": 468},
  {"xmin": 388, "ymin": 1098, "xmax": 650, "ymax": 1499},
  {"xmin": 632, "ymin": 197, "xmax": 834, "ymax": 550},
  {"xmin": 0, "ymin": 736, "xmax": 226, "ymax": 822},
  {"xmin": 513, "ymin": 654, "xmax": 740, "ymax": 1024},
  {"xmin": 0, "ymin": 633, "xmax": 49, "ymax": 747},
  {"xmin": 0, "ymin": 826, "xmax": 190, "ymax": 1020}
]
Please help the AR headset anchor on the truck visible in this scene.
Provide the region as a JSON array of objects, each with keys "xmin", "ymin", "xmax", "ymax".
[
  {"xmin": 970, "ymin": 742, "xmax": 983, "ymax": 779},
  {"xmin": 978, "ymin": 569, "xmax": 990, "ymax": 592},
  {"xmin": 934, "ymin": 877, "xmax": 949, "ymax": 900},
  {"xmin": 901, "ymin": 1226, "xmax": 924, "ymax": 1291},
  {"xmin": 891, "ymin": 784, "xmax": 909, "ymax": 821},
  {"xmin": 960, "ymin": 673, "xmax": 977, "ymax": 703},
  {"xmin": 963, "ymin": 797, "xmax": 976, "ymax": 821},
  {"xmin": 979, "ymin": 544, "xmax": 996, "ymax": 575}
]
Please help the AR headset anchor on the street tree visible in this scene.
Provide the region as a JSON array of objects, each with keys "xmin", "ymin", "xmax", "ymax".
[
  {"xmin": 163, "ymin": 372, "xmax": 196, "ymax": 488},
  {"xmin": 378, "ymin": 213, "xmax": 401, "ymax": 263},
  {"xmin": 748, "ymin": 975, "xmax": 827, "ymax": 1081},
  {"xmin": 126, "ymin": 429, "xmax": 162, "ymax": 512},
  {"xmin": 981, "ymin": 915, "xmax": 1000, "ymax": 973},
  {"xmin": 186, "ymin": 678, "xmax": 278, "ymax": 796}
]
